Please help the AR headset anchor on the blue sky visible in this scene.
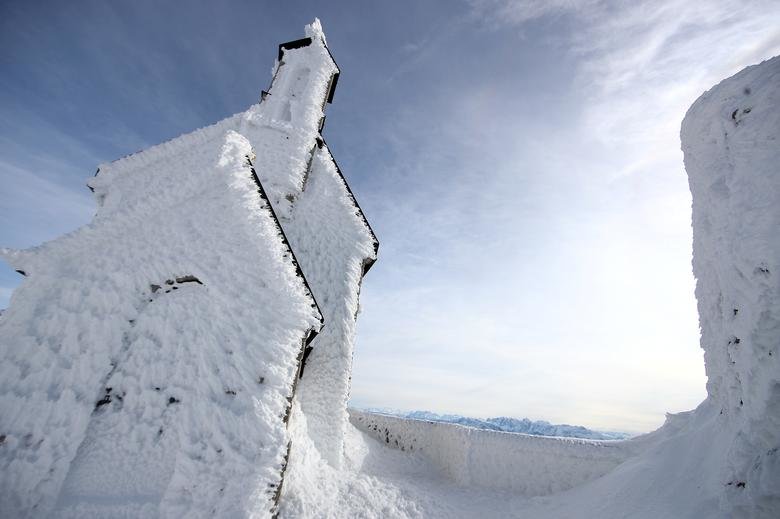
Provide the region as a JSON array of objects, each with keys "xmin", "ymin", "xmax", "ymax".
[{"xmin": 2, "ymin": 0, "xmax": 779, "ymax": 432}]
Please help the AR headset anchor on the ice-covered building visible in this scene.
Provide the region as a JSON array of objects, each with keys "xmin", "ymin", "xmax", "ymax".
[{"xmin": 0, "ymin": 20, "xmax": 377, "ymax": 517}]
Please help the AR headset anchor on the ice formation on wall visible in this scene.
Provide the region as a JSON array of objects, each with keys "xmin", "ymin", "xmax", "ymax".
[
  {"xmin": 286, "ymin": 144, "xmax": 377, "ymax": 468},
  {"xmin": 0, "ymin": 20, "xmax": 376, "ymax": 517},
  {"xmin": 682, "ymin": 54, "xmax": 780, "ymax": 517}
]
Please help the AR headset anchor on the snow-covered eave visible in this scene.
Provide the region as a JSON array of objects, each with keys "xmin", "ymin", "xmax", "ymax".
[
  {"xmin": 242, "ymin": 151, "xmax": 324, "ymax": 516},
  {"xmin": 315, "ymin": 137, "xmax": 380, "ymax": 275},
  {"xmin": 245, "ymin": 154, "xmax": 325, "ymax": 342}
]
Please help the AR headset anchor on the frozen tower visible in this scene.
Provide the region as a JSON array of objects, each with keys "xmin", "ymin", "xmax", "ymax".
[
  {"xmin": 682, "ymin": 55, "xmax": 780, "ymax": 517},
  {"xmin": 0, "ymin": 20, "xmax": 377, "ymax": 517}
]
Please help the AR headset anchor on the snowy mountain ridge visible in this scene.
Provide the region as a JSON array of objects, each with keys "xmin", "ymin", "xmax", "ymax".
[{"xmin": 358, "ymin": 408, "xmax": 631, "ymax": 440}]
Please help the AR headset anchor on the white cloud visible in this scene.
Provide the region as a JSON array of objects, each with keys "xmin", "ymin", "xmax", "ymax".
[
  {"xmin": 467, "ymin": 0, "xmax": 780, "ymax": 153},
  {"xmin": 575, "ymin": 0, "xmax": 780, "ymax": 152},
  {"xmin": 466, "ymin": 0, "xmax": 599, "ymax": 27}
]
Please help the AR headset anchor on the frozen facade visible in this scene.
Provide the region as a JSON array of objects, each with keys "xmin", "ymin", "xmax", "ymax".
[{"xmin": 0, "ymin": 20, "xmax": 376, "ymax": 518}]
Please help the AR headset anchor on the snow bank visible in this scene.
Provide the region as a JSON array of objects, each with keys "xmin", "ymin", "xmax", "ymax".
[
  {"xmin": 278, "ymin": 405, "xmax": 427, "ymax": 518},
  {"xmin": 349, "ymin": 409, "xmax": 636, "ymax": 496},
  {"xmin": 682, "ymin": 54, "xmax": 780, "ymax": 516}
]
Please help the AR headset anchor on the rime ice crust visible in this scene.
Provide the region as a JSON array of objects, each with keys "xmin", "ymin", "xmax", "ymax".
[
  {"xmin": 240, "ymin": 37, "xmax": 339, "ymax": 220},
  {"xmin": 0, "ymin": 130, "xmax": 322, "ymax": 517},
  {"xmin": 682, "ymin": 55, "xmax": 780, "ymax": 517},
  {"xmin": 287, "ymin": 146, "xmax": 378, "ymax": 467},
  {"xmin": 349, "ymin": 410, "xmax": 635, "ymax": 496},
  {"xmin": 0, "ymin": 18, "xmax": 380, "ymax": 516}
]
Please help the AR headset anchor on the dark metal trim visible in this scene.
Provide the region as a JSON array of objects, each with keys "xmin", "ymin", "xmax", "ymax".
[
  {"xmin": 245, "ymin": 152, "xmax": 325, "ymax": 516},
  {"xmin": 245, "ymin": 155, "xmax": 324, "ymax": 331},
  {"xmin": 277, "ymin": 36, "xmax": 340, "ymax": 104},
  {"xmin": 277, "ymin": 37, "xmax": 313, "ymax": 61},
  {"xmin": 321, "ymin": 39, "xmax": 341, "ymax": 104},
  {"xmin": 326, "ymin": 72, "xmax": 339, "ymax": 104},
  {"xmin": 316, "ymin": 140, "xmax": 380, "ymax": 267}
]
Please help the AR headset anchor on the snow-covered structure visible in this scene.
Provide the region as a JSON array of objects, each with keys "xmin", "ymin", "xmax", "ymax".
[
  {"xmin": 0, "ymin": 20, "xmax": 376, "ymax": 517},
  {"xmin": 1, "ymin": 16, "xmax": 777, "ymax": 519},
  {"xmin": 681, "ymin": 55, "xmax": 780, "ymax": 517}
]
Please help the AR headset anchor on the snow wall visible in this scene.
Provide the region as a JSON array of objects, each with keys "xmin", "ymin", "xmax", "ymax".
[
  {"xmin": 682, "ymin": 54, "xmax": 780, "ymax": 516},
  {"xmin": 349, "ymin": 409, "xmax": 636, "ymax": 496}
]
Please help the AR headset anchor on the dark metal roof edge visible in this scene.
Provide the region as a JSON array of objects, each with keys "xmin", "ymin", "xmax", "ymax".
[
  {"xmin": 277, "ymin": 37, "xmax": 313, "ymax": 61},
  {"xmin": 277, "ymin": 35, "xmax": 340, "ymax": 104},
  {"xmin": 245, "ymin": 155, "xmax": 325, "ymax": 329},
  {"xmin": 322, "ymin": 41, "xmax": 340, "ymax": 104}
]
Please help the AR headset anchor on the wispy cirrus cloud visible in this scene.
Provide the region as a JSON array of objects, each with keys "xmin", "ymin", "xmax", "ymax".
[
  {"xmin": 575, "ymin": 0, "xmax": 780, "ymax": 157},
  {"xmin": 466, "ymin": 0, "xmax": 780, "ymax": 153},
  {"xmin": 465, "ymin": 0, "xmax": 600, "ymax": 27}
]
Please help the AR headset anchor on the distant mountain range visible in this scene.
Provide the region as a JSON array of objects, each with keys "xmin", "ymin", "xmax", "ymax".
[{"xmin": 358, "ymin": 408, "xmax": 632, "ymax": 441}]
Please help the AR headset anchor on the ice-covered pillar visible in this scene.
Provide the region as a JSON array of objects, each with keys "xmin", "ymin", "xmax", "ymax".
[
  {"xmin": 682, "ymin": 55, "xmax": 780, "ymax": 515},
  {"xmin": 286, "ymin": 144, "xmax": 378, "ymax": 468},
  {"xmin": 240, "ymin": 20, "xmax": 379, "ymax": 468}
]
